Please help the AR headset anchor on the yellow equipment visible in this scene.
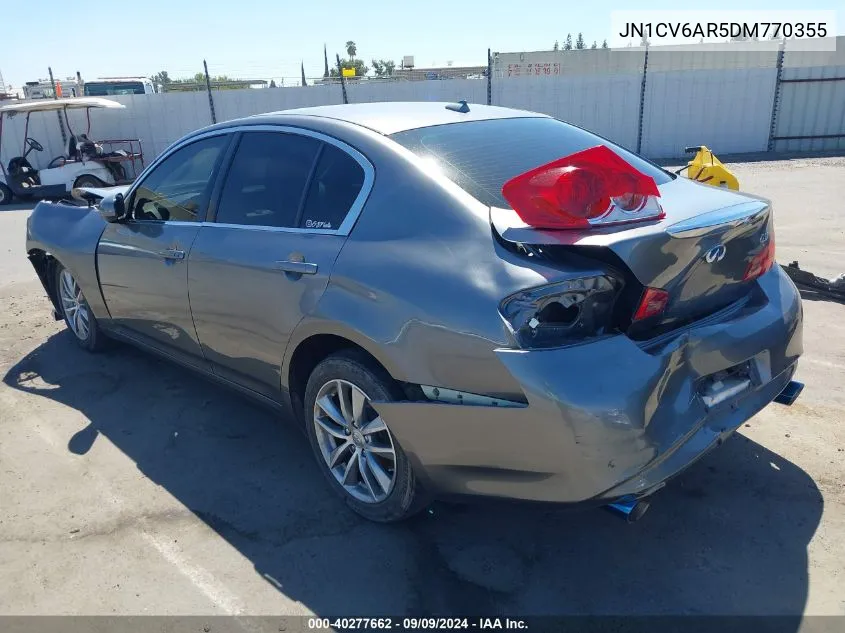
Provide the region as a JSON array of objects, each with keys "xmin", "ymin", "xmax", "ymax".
[{"xmin": 676, "ymin": 145, "xmax": 739, "ymax": 190}]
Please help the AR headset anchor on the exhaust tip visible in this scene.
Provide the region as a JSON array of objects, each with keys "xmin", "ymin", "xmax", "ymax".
[
  {"xmin": 606, "ymin": 498, "xmax": 651, "ymax": 523},
  {"xmin": 774, "ymin": 380, "xmax": 804, "ymax": 406}
]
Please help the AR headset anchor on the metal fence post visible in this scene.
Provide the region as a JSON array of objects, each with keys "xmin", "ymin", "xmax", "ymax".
[
  {"xmin": 336, "ymin": 54, "xmax": 349, "ymax": 104},
  {"xmin": 635, "ymin": 46, "xmax": 649, "ymax": 155},
  {"xmin": 487, "ymin": 48, "xmax": 493, "ymax": 105},
  {"xmin": 203, "ymin": 60, "xmax": 217, "ymax": 124},
  {"xmin": 48, "ymin": 66, "xmax": 67, "ymax": 146},
  {"xmin": 767, "ymin": 42, "xmax": 786, "ymax": 152}
]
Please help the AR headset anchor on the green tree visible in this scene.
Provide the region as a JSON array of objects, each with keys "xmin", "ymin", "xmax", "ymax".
[
  {"xmin": 371, "ymin": 59, "xmax": 396, "ymax": 78},
  {"xmin": 269, "ymin": 79, "xmax": 277, "ymax": 88},
  {"xmin": 601, "ymin": 39, "xmax": 609, "ymax": 48},
  {"xmin": 151, "ymin": 71, "xmax": 171, "ymax": 86},
  {"xmin": 575, "ymin": 33, "xmax": 585, "ymax": 49},
  {"xmin": 553, "ymin": 40, "xmax": 559, "ymax": 51},
  {"xmin": 564, "ymin": 34, "xmax": 573, "ymax": 50},
  {"xmin": 331, "ymin": 58, "xmax": 368, "ymax": 78},
  {"xmin": 346, "ymin": 41, "xmax": 357, "ymax": 59},
  {"xmin": 591, "ymin": 41, "xmax": 597, "ymax": 49}
]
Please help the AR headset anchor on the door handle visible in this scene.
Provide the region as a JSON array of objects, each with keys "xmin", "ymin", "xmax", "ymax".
[
  {"xmin": 160, "ymin": 248, "xmax": 185, "ymax": 261},
  {"xmin": 275, "ymin": 260, "xmax": 318, "ymax": 275}
]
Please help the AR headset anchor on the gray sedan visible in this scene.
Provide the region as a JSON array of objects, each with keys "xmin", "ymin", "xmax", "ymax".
[{"xmin": 26, "ymin": 102, "xmax": 803, "ymax": 522}]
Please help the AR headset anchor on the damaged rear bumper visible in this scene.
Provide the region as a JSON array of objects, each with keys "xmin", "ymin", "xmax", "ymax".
[{"xmin": 373, "ymin": 265, "xmax": 802, "ymax": 504}]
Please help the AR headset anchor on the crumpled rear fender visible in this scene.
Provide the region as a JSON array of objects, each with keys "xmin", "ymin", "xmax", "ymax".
[{"xmin": 372, "ymin": 265, "xmax": 802, "ymax": 504}]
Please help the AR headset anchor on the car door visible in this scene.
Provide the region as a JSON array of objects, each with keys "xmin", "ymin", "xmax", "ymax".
[
  {"xmin": 188, "ymin": 128, "xmax": 372, "ymax": 400},
  {"xmin": 97, "ymin": 133, "xmax": 231, "ymax": 367}
]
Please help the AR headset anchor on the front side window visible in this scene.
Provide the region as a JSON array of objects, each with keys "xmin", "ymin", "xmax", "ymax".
[
  {"xmin": 130, "ymin": 135, "xmax": 228, "ymax": 222},
  {"xmin": 216, "ymin": 132, "xmax": 321, "ymax": 228}
]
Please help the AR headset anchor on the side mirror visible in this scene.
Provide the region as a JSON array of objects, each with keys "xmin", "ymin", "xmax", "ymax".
[{"xmin": 97, "ymin": 192, "xmax": 127, "ymax": 223}]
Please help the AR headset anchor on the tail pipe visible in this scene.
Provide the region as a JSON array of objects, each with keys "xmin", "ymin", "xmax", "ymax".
[
  {"xmin": 774, "ymin": 380, "xmax": 804, "ymax": 406},
  {"xmin": 605, "ymin": 496, "xmax": 651, "ymax": 523}
]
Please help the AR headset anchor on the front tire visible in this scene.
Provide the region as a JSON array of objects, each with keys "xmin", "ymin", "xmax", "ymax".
[
  {"xmin": 55, "ymin": 264, "xmax": 107, "ymax": 352},
  {"xmin": 0, "ymin": 182, "xmax": 12, "ymax": 205},
  {"xmin": 304, "ymin": 351, "xmax": 426, "ymax": 522}
]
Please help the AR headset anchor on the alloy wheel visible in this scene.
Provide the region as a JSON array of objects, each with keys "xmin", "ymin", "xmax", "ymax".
[
  {"xmin": 312, "ymin": 379, "xmax": 397, "ymax": 503},
  {"xmin": 59, "ymin": 269, "xmax": 90, "ymax": 341}
]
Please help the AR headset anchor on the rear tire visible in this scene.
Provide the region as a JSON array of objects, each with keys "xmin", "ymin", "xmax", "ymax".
[
  {"xmin": 73, "ymin": 175, "xmax": 103, "ymax": 189},
  {"xmin": 55, "ymin": 264, "xmax": 107, "ymax": 352},
  {"xmin": 0, "ymin": 183, "xmax": 12, "ymax": 205},
  {"xmin": 304, "ymin": 350, "xmax": 427, "ymax": 522}
]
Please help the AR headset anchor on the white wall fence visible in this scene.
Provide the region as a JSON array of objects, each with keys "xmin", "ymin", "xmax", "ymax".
[{"xmin": 2, "ymin": 37, "xmax": 843, "ymax": 176}]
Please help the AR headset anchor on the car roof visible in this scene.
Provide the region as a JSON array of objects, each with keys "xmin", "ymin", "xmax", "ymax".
[{"xmin": 253, "ymin": 102, "xmax": 547, "ymax": 135}]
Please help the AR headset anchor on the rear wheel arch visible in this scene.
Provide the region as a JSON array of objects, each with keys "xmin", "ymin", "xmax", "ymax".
[{"xmin": 286, "ymin": 333, "xmax": 402, "ymax": 426}]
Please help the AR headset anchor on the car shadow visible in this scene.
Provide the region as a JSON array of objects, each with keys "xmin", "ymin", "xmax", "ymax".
[{"xmin": 4, "ymin": 331, "xmax": 823, "ymax": 619}]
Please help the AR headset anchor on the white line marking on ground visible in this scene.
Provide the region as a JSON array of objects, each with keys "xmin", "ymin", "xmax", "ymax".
[{"xmin": 0, "ymin": 388, "xmax": 246, "ymax": 615}]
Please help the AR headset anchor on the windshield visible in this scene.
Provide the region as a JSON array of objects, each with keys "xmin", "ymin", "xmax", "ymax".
[
  {"xmin": 84, "ymin": 82, "xmax": 145, "ymax": 96},
  {"xmin": 390, "ymin": 117, "xmax": 673, "ymax": 208}
]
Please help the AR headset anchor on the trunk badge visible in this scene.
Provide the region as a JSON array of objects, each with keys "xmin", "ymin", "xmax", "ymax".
[{"xmin": 705, "ymin": 244, "xmax": 727, "ymax": 263}]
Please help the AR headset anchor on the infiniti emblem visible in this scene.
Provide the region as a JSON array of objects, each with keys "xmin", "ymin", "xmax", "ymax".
[{"xmin": 705, "ymin": 244, "xmax": 727, "ymax": 263}]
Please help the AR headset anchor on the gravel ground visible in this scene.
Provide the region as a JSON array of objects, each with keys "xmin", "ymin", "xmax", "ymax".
[{"xmin": 0, "ymin": 157, "xmax": 843, "ymax": 621}]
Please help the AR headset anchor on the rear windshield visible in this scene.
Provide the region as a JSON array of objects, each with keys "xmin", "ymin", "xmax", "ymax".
[
  {"xmin": 390, "ymin": 117, "xmax": 673, "ymax": 208},
  {"xmin": 84, "ymin": 82, "xmax": 146, "ymax": 96}
]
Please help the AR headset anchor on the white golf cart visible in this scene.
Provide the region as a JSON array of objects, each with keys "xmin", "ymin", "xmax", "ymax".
[{"xmin": 0, "ymin": 97, "xmax": 144, "ymax": 205}]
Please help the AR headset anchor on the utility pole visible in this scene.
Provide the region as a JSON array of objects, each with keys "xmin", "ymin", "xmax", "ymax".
[
  {"xmin": 336, "ymin": 54, "xmax": 349, "ymax": 104},
  {"xmin": 203, "ymin": 60, "xmax": 217, "ymax": 124},
  {"xmin": 48, "ymin": 67, "xmax": 67, "ymax": 145}
]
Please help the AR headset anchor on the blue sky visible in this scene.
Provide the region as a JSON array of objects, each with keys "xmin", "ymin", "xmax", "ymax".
[{"xmin": 2, "ymin": 0, "xmax": 842, "ymax": 88}]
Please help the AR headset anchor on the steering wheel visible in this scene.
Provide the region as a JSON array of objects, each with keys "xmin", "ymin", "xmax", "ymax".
[{"xmin": 25, "ymin": 137, "xmax": 44, "ymax": 152}]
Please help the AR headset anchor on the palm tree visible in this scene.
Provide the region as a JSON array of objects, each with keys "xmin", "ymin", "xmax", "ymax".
[{"xmin": 346, "ymin": 41, "xmax": 357, "ymax": 60}]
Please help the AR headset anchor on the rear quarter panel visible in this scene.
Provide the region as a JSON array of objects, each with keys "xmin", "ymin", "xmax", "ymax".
[
  {"xmin": 26, "ymin": 201, "xmax": 110, "ymax": 319},
  {"xmin": 282, "ymin": 120, "xmax": 614, "ymax": 399}
]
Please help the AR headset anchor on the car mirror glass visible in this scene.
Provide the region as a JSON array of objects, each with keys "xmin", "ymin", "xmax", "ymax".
[{"xmin": 96, "ymin": 192, "xmax": 126, "ymax": 223}]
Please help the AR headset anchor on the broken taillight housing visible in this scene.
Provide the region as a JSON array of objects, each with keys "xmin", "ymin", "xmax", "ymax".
[
  {"xmin": 499, "ymin": 275, "xmax": 619, "ymax": 349},
  {"xmin": 633, "ymin": 287, "xmax": 670, "ymax": 322},
  {"xmin": 744, "ymin": 230, "xmax": 776, "ymax": 281},
  {"xmin": 501, "ymin": 145, "xmax": 664, "ymax": 230}
]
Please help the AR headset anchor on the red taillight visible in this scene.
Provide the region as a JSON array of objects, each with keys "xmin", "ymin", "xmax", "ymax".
[
  {"xmin": 633, "ymin": 287, "xmax": 669, "ymax": 321},
  {"xmin": 744, "ymin": 231, "xmax": 776, "ymax": 281},
  {"xmin": 501, "ymin": 145, "xmax": 664, "ymax": 230}
]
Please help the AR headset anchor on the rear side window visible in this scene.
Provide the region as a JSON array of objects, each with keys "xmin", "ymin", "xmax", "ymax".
[
  {"xmin": 299, "ymin": 144, "xmax": 365, "ymax": 230},
  {"xmin": 390, "ymin": 117, "xmax": 673, "ymax": 208},
  {"xmin": 216, "ymin": 132, "xmax": 320, "ymax": 228}
]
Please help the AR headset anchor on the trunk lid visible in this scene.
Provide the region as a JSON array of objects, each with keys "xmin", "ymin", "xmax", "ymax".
[{"xmin": 492, "ymin": 177, "xmax": 772, "ymax": 336}]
